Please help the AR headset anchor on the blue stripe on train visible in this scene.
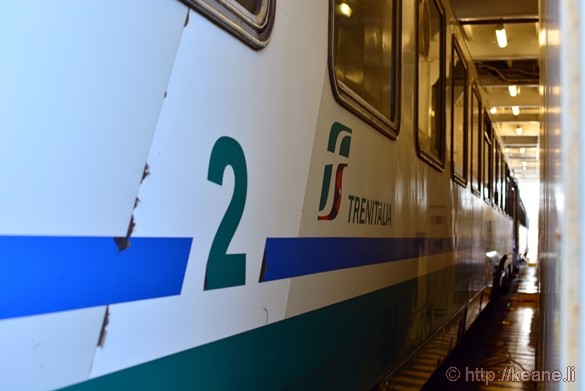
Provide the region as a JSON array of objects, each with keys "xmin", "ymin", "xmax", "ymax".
[
  {"xmin": 0, "ymin": 236, "xmax": 192, "ymax": 319},
  {"xmin": 260, "ymin": 237, "xmax": 454, "ymax": 282}
]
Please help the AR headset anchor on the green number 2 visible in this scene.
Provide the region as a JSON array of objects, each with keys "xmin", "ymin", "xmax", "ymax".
[{"xmin": 205, "ymin": 136, "xmax": 248, "ymax": 290}]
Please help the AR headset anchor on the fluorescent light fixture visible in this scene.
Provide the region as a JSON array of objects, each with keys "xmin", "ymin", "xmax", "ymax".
[
  {"xmin": 512, "ymin": 106, "xmax": 520, "ymax": 116},
  {"xmin": 486, "ymin": 251, "xmax": 499, "ymax": 258},
  {"xmin": 490, "ymin": 107, "xmax": 497, "ymax": 114},
  {"xmin": 520, "ymin": 147, "xmax": 526, "ymax": 154},
  {"xmin": 508, "ymin": 85, "xmax": 518, "ymax": 97},
  {"xmin": 515, "ymin": 125, "xmax": 523, "ymax": 135},
  {"xmin": 337, "ymin": 3, "xmax": 352, "ymax": 17},
  {"xmin": 496, "ymin": 23, "xmax": 508, "ymax": 48}
]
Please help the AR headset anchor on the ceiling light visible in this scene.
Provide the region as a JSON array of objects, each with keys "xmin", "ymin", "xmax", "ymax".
[
  {"xmin": 520, "ymin": 147, "xmax": 526, "ymax": 154},
  {"xmin": 508, "ymin": 85, "xmax": 518, "ymax": 97},
  {"xmin": 337, "ymin": 3, "xmax": 352, "ymax": 17},
  {"xmin": 490, "ymin": 107, "xmax": 497, "ymax": 114},
  {"xmin": 522, "ymin": 161, "xmax": 528, "ymax": 167},
  {"xmin": 496, "ymin": 23, "xmax": 508, "ymax": 48},
  {"xmin": 515, "ymin": 125, "xmax": 523, "ymax": 135},
  {"xmin": 505, "ymin": 147, "xmax": 510, "ymax": 153},
  {"xmin": 512, "ymin": 106, "xmax": 520, "ymax": 116}
]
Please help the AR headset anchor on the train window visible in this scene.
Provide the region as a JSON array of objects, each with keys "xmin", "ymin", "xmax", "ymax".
[
  {"xmin": 501, "ymin": 166, "xmax": 506, "ymax": 212},
  {"xmin": 470, "ymin": 85, "xmax": 481, "ymax": 196},
  {"xmin": 494, "ymin": 143, "xmax": 500, "ymax": 207},
  {"xmin": 482, "ymin": 113, "xmax": 493, "ymax": 202},
  {"xmin": 415, "ymin": 0, "xmax": 446, "ymax": 169},
  {"xmin": 181, "ymin": 0, "xmax": 275, "ymax": 50},
  {"xmin": 234, "ymin": 0, "xmax": 261, "ymax": 13},
  {"xmin": 505, "ymin": 166, "xmax": 512, "ymax": 216},
  {"xmin": 330, "ymin": 0, "xmax": 402, "ymax": 138},
  {"xmin": 501, "ymin": 152, "xmax": 507, "ymax": 209},
  {"xmin": 451, "ymin": 38, "xmax": 468, "ymax": 186}
]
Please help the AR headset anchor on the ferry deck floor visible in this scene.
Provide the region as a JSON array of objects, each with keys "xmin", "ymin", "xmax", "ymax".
[
  {"xmin": 424, "ymin": 262, "xmax": 539, "ymax": 390},
  {"xmin": 380, "ymin": 262, "xmax": 540, "ymax": 390}
]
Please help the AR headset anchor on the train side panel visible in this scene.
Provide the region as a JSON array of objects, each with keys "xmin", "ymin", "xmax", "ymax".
[
  {"xmin": 0, "ymin": 1, "xmax": 519, "ymax": 390},
  {"xmin": 0, "ymin": 2, "xmax": 187, "ymax": 390},
  {"xmin": 89, "ymin": 0, "xmax": 331, "ymax": 379}
]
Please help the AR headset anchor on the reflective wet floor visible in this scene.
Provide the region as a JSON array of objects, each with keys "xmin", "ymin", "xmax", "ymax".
[
  {"xmin": 476, "ymin": 265, "xmax": 538, "ymax": 391},
  {"xmin": 386, "ymin": 263, "xmax": 539, "ymax": 390}
]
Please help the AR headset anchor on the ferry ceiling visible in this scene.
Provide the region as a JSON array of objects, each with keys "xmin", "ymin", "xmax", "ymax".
[{"xmin": 451, "ymin": 0, "xmax": 540, "ymax": 184}]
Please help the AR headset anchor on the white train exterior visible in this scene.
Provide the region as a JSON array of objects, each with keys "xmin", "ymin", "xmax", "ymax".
[{"xmin": 0, "ymin": 1, "xmax": 526, "ymax": 390}]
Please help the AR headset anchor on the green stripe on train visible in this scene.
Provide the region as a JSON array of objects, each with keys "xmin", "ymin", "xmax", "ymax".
[{"xmin": 61, "ymin": 265, "xmax": 480, "ymax": 391}]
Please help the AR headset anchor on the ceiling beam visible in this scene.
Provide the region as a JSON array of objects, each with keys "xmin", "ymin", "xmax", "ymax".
[
  {"xmin": 459, "ymin": 17, "xmax": 539, "ymax": 25},
  {"xmin": 450, "ymin": 0, "xmax": 538, "ymax": 20},
  {"xmin": 501, "ymin": 135, "xmax": 539, "ymax": 145},
  {"xmin": 492, "ymin": 114, "xmax": 540, "ymax": 122}
]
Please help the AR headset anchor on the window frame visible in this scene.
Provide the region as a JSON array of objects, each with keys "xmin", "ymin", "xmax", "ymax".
[
  {"xmin": 470, "ymin": 83, "xmax": 482, "ymax": 197},
  {"xmin": 328, "ymin": 0, "xmax": 402, "ymax": 139},
  {"xmin": 181, "ymin": 0, "xmax": 276, "ymax": 50},
  {"xmin": 450, "ymin": 37, "xmax": 469, "ymax": 187},
  {"xmin": 500, "ymin": 151, "xmax": 507, "ymax": 210},
  {"xmin": 482, "ymin": 112, "xmax": 493, "ymax": 203},
  {"xmin": 414, "ymin": 0, "xmax": 447, "ymax": 171},
  {"xmin": 493, "ymin": 142, "xmax": 501, "ymax": 208},
  {"xmin": 504, "ymin": 165, "xmax": 512, "ymax": 216}
]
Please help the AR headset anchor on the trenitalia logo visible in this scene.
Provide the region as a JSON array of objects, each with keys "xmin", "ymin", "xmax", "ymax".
[{"xmin": 318, "ymin": 122, "xmax": 352, "ymax": 220}]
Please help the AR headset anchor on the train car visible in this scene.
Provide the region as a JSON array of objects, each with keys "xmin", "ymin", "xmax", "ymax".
[{"xmin": 0, "ymin": 0, "xmax": 527, "ymax": 390}]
